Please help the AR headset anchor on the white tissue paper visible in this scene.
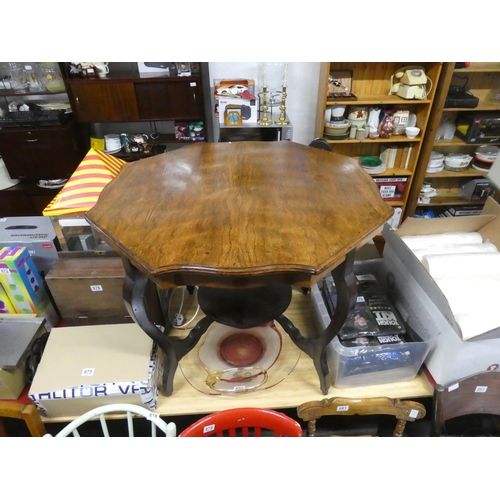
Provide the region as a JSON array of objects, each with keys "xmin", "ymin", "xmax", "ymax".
[{"xmin": 401, "ymin": 231, "xmax": 483, "ymax": 251}]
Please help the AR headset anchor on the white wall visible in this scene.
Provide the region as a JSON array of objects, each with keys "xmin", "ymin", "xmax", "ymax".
[{"xmin": 208, "ymin": 62, "xmax": 321, "ymax": 145}]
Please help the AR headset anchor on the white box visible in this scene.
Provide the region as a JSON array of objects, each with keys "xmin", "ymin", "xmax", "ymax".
[
  {"xmin": 137, "ymin": 62, "xmax": 171, "ymax": 76},
  {"xmin": 218, "ymin": 96, "xmax": 258, "ymax": 124},
  {"xmin": 382, "ymin": 197, "xmax": 500, "ymax": 385},
  {"xmin": 312, "ymin": 260, "xmax": 434, "ymax": 388},
  {"xmin": 29, "ymin": 323, "xmax": 159, "ymax": 418}
]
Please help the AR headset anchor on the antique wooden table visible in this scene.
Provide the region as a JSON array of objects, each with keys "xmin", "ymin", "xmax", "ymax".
[{"xmin": 86, "ymin": 142, "xmax": 393, "ymax": 396}]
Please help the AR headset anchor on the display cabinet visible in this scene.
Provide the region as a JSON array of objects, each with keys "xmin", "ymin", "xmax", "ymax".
[
  {"xmin": 407, "ymin": 62, "xmax": 500, "ymax": 217},
  {"xmin": 0, "ymin": 63, "xmax": 87, "ymax": 217},
  {"xmin": 315, "ymin": 62, "xmax": 444, "ymax": 225}
]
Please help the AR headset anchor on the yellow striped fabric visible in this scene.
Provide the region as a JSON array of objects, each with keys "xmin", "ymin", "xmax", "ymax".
[{"xmin": 43, "ymin": 149, "xmax": 127, "ymax": 216}]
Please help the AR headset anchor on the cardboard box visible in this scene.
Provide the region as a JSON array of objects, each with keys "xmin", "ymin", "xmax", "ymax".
[
  {"xmin": 382, "ymin": 198, "xmax": 500, "ymax": 385},
  {"xmin": 373, "ymin": 177, "xmax": 408, "ymax": 202},
  {"xmin": 0, "ymin": 216, "xmax": 59, "ymax": 276},
  {"xmin": 0, "ymin": 246, "xmax": 59, "ymax": 328},
  {"xmin": 311, "ymin": 260, "xmax": 435, "ymax": 388},
  {"xmin": 0, "ymin": 317, "xmax": 46, "ymax": 399},
  {"xmin": 29, "ymin": 323, "xmax": 159, "ymax": 418},
  {"xmin": 45, "ymin": 257, "xmax": 133, "ymax": 326},
  {"xmin": 383, "ymin": 197, "xmax": 500, "ymax": 340},
  {"xmin": 218, "ymin": 96, "xmax": 258, "ymax": 124}
]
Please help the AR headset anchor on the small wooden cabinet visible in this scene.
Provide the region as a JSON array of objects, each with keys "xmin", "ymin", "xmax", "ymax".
[
  {"xmin": 315, "ymin": 62, "xmax": 444, "ymax": 224},
  {"xmin": 0, "ymin": 120, "xmax": 86, "ymax": 180}
]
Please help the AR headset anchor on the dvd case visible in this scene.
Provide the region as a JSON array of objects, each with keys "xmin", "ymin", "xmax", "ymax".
[{"xmin": 320, "ymin": 273, "xmax": 406, "ymax": 340}]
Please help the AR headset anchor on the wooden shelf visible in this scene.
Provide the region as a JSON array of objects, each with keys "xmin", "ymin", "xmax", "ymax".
[
  {"xmin": 417, "ymin": 188, "xmax": 484, "ymax": 206},
  {"xmin": 443, "ymin": 103, "xmax": 500, "ymax": 112},
  {"xmin": 425, "ymin": 168, "xmax": 487, "ymax": 179},
  {"xmin": 454, "ymin": 63, "xmax": 500, "ymax": 73},
  {"xmin": 324, "ymin": 136, "xmax": 421, "ymax": 144},
  {"xmin": 326, "ymin": 95, "xmax": 432, "ymax": 106},
  {"xmin": 433, "ymin": 136, "xmax": 471, "ymax": 147}
]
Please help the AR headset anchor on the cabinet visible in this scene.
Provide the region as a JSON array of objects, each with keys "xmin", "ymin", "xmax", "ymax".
[
  {"xmin": 64, "ymin": 67, "xmax": 206, "ymax": 124},
  {"xmin": 407, "ymin": 62, "xmax": 500, "ymax": 217},
  {"xmin": 315, "ymin": 62, "xmax": 443, "ymax": 224}
]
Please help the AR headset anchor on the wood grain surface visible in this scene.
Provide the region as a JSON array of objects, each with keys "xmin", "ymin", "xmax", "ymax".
[{"xmin": 86, "ymin": 142, "xmax": 392, "ymax": 288}]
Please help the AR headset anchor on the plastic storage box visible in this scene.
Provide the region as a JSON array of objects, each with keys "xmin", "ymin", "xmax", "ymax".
[{"xmin": 311, "ymin": 259, "xmax": 435, "ymax": 389}]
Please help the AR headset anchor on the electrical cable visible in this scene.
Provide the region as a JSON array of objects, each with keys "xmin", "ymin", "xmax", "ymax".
[{"xmin": 167, "ymin": 286, "xmax": 200, "ymax": 329}]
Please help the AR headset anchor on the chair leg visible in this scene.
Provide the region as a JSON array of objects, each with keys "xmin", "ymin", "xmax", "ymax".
[
  {"xmin": 307, "ymin": 420, "xmax": 317, "ymax": 437},
  {"xmin": 393, "ymin": 419, "xmax": 406, "ymax": 437},
  {"xmin": 22, "ymin": 405, "xmax": 47, "ymax": 437}
]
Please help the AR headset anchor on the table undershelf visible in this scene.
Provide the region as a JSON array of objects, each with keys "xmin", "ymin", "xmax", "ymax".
[{"xmin": 42, "ymin": 288, "xmax": 433, "ymax": 423}]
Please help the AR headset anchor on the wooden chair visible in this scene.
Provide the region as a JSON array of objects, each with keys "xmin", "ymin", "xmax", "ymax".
[
  {"xmin": 297, "ymin": 396, "xmax": 426, "ymax": 437},
  {"xmin": 0, "ymin": 401, "xmax": 47, "ymax": 437},
  {"xmin": 178, "ymin": 407, "xmax": 303, "ymax": 437},
  {"xmin": 432, "ymin": 371, "xmax": 500, "ymax": 437},
  {"xmin": 48, "ymin": 403, "xmax": 177, "ymax": 437}
]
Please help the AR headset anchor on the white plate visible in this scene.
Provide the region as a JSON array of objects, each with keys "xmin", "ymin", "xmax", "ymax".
[{"xmin": 103, "ymin": 147, "xmax": 122, "ymax": 154}]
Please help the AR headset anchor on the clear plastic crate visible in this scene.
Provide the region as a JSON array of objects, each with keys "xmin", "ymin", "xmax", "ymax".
[{"xmin": 311, "ymin": 259, "xmax": 434, "ymax": 389}]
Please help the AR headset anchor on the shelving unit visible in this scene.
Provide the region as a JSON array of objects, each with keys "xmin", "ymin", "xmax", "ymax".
[
  {"xmin": 315, "ymin": 62, "xmax": 443, "ymax": 224},
  {"xmin": 61, "ymin": 62, "xmax": 214, "ymax": 144},
  {"xmin": 407, "ymin": 62, "xmax": 500, "ymax": 217}
]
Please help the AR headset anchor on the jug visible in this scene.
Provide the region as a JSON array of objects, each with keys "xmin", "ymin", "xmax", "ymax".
[{"xmin": 93, "ymin": 62, "xmax": 109, "ymax": 78}]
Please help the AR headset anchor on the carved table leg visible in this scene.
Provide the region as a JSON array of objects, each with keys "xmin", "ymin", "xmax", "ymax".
[
  {"xmin": 276, "ymin": 249, "xmax": 357, "ymax": 395},
  {"xmin": 122, "ymin": 260, "xmax": 213, "ymax": 396}
]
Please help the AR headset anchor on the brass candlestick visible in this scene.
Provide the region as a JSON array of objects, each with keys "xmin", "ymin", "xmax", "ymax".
[
  {"xmin": 275, "ymin": 85, "xmax": 290, "ymax": 125},
  {"xmin": 258, "ymin": 85, "xmax": 273, "ymax": 126}
]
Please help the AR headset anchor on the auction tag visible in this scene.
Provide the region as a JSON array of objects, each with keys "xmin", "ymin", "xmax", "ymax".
[
  {"xmin": 190, "ymin": 82, "xmax": 197, "ymax": 87},
  {"xmin": 475, "ymin": 386, "xmax": 488, "ymax": 393},
  {"xmin": 409, "ymin": 409, "xmax": 419, "ymax": 419},
  {"xmin": 448, "ymin": 383, "xmax": 459, "ymax": 392},
  {"xmin": 336, "ymin": 405, "xmax": 349, "ymax": 412},
  {"xmin": 147, "ymin": 412, "xmax": 160, "ymax": 421},
  {"xmin": 90, "ymin": 285, "xmax": 103, "ymax": 292},
  {"xmin": 203, "ymin": 424, "xmax": 215, "ymax": 434},
  {"xmin": 81, "ymin": 368, "xmax": 95, "ymax": 376}
]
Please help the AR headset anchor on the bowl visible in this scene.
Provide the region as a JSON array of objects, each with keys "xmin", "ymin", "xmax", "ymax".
[
  {"xmin": 324, "ymin": 120, "xmax": 350, "ymax": 136},
  {"xmin": 444, "ymin": 153, "xmax": 472, "ymax": 171},
  {"xmin": 427, "ymin": 151, "xmax": 444, "ymax": 169},
  {"xmin": 475, "ymin": 145, "xmax": 499, "ymax": 163},
  {"xmin": 405, "ymin": 126, "xmax": 420, "ymax": 138}
]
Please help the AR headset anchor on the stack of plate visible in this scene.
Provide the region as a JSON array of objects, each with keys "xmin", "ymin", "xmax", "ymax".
[
  {"xmin": 359, "ymin": 156, "xmax": 386, "ymax": 175},
  {"xmin": 426, "ymin": 151, "xmax": 444, "ymax": 173},
  {"xmin": 472, "ymin": 145, "xmax": 499, "ymax": 172}
]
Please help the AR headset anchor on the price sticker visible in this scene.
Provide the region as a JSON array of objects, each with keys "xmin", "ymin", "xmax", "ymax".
[
  {"xmin": 203, "ymin": 424, "xmax": 215, "ymax": 434},
  {"xmin": 147, "ymin": 412, "xmax": 160, "ymax": 421},
  {"xmin": 448, "ymin": 383, "xmax": 459, "ymax": 392},
  {"xmin": 336, "ymin": 405, "xmax": 349, "ymax": 412},
  {"xmin": 233, "ymin": 386, "xmax": 246, "ymax": 392},
  {"xmin": 0, "ymin": 268, "xmax": 9, "ymax": 274},
  {"xmin": 380, "ymin": 186, "xmax": 396, "ymax": 199},
  {"xmin": 90, "ymin": 285, "xmax": 103, "ymax": 292},
  {"xmin": 190, "ymin": 82, "xmax": 197, "ymax": 87},
  {"xmin": 81, "ymin": 368, "xmax": 95, "ymax": 376},
  {"xmin": 409, "ymin": 409, "xmax": 419, "ymax": 419},
  {"xmin": 475, "ymin": 386, "xmax": 488, "ymax": 393}
]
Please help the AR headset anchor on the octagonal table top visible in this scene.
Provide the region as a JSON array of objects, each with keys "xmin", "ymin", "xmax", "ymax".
[{"xmin": 86, "ymin": 141, "xmax": 393, "ymax": 288}]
